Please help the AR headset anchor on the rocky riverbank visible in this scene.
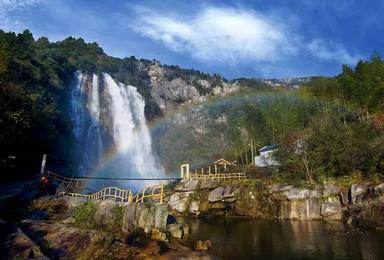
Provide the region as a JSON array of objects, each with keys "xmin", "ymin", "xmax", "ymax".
[
  {"xmin": 3, "ymin": 178, "xmax": 384, "ymax": 259},
  {"xmin": 1, "ymin": 196, "xmax": 215, "ymax": 259},
  {"xmin": 167, "ymin": 179, "xmax": 384, "ymax": 230}
]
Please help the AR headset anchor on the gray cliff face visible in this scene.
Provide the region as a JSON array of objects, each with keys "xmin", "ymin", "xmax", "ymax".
[
  {"xmin": 167, "ymin": 180, "xmax": 384, "ymax": 228},
  {"xmin": 146, "ymin": 62, "xmax": 240, "ymax": 113}
]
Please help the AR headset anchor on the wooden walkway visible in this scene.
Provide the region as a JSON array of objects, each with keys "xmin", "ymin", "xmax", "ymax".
[{"xmin": 46, "ymin": 171, "xmax": 164, "ymax": 204}]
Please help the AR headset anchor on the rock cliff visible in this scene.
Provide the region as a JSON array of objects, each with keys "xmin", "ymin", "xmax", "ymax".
[{"xmin": 166, "ymin": 179, "xmax": 384, "ymax": 228}]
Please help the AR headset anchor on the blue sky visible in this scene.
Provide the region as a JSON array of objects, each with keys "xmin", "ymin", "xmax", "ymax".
[{"xmin": 1, "ymin": 0, "xmax": 383, "ymax": 79}]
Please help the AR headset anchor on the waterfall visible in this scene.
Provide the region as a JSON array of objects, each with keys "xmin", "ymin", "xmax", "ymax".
[
  {"xmin": 71, "ymin": 72, "xmax": 103, "ymax": 173},
  {"xmin": 71, "ymin": 72, "xmax": 163, "ymax": 189}
]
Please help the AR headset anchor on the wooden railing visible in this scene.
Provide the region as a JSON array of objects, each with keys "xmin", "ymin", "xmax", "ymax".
[
  {"xmin": 130, "ymin": 184, "xmax": 164, "ymax": 204},
  {"xmin": 57, "ymin": 184, "xmax": 164, "ymax": 204},
  {"xmin": 46, "ymin": 171, "xmax": 164, "ymax": 204},
  {"xmin": 187, "ymin": 172, "xmax": 246, "ymax": 181},
  {"xmin": 47, "ymin": 171, "xmax": 85, "ymax": 188},
  {"xmin": 59, "ymin": 186, "xmax": 132, "ymax": 202}
]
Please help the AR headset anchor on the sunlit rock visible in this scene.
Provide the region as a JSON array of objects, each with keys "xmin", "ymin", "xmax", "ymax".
[
  {"xmin": 189, "ymin": 200, "xmax": 200, "ymax": 215},
  {"xmin": 208, "ymin": 186, "xmax": 236, "ymax": 203},
  {"xmin": 321, "ymin": 202, "xmax": 344, "ymax": 220},
  {"xmin": 351, "ymin": 183, "xmax": 369, "ymax": 204},
  {"xmin": 283, "ymin": 188, "xmax": 310, "ymax": 201},
  {"xmin": 175, "ymin": 180, "xmax": 199, "ymax": 192},
  {"xmin": 168, "ymin": 192, "xmax": 191, "ymax": 213},
  {"xmin": 374, "ymin": 183, "xmax": 384, "ymax": 194},
  {"xmin": 167, "ymin": 224, "xmax": 183, "ymax": 239}
]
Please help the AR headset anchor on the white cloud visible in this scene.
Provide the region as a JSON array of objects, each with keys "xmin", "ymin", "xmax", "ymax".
[
  {"xmin": 307, "ymin": 39, "xmax": 359, "ymax": 65},
  {"xmin": 130, "ymin": 5, "xmax": 361, "ymax": 67},
  {"xmin": 0, "ymin": 0, "xmax": 41, "ymax": 9},
  {"xmin": 0, "ymin": 0, "xmax": 42, "ymax": 31},
  {"xmin": 130, "ymin": 6, "xmax": 297, "ymax": 63}
]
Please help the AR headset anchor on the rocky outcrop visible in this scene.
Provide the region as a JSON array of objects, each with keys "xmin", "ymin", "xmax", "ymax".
[
  {"xmin": 21, "ymin": 219, "xmax": 112, "ymax": 259},
  {"xmin": 148, "ymin": 62, "xmax": 240, "ymax": 113},
  {"xmin": 168, "ymin": 192, "xmax": 192, "ymax": 213},
  {"xmin": 167, "ymin": 179, "xmax": 384, "ymax": 224},
  {"xmin": 175, "ymin": 180, "xmax": 199, "ymax": 192},
  {"xmin": 167, "ymin": 223, "xmax": 189, "ymax": 239},
  {"xmin": 208, "ymin": 186, "xmax": 236, "ymax": 203},
  {"xmin": 351, "ymin": 183, "xmax": 369, "ymax": 204},
  {"xmin": 15, "ymin": 219, "xmax": 210, "ymax": 259},
  {"xmin": 323, "ymin": 182, "xmax": 341, "ymax": 197},
  {"xmin": 321, "ymin": 202, "xmax": 344, "ymax": 220},
  {"xmin": 123, "ymin": 202, "xmax": 169, "ymax": 233},
  {"xmin": 3, "ymin": 197, "xmax": 213, "ymax": 259},
  {"xmin": 189, "ymin": 200, "xmax": 200, "ymax": 215},
  {"xmin": 4, "ymin": 228, "xmax": 48, "ymax": 259}
]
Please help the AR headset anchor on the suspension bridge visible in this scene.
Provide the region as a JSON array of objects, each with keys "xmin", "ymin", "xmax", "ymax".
[{"xmin": 44, "ymin": 171, "xmax": 181, "ymax": 204}]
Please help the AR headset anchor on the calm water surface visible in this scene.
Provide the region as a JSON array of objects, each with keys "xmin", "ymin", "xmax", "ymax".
[{"xmin": 178, "ymin": 218, "xmax": 384, "ymax": 260}]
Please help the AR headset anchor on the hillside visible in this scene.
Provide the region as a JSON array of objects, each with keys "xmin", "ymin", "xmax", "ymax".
[
  {"xmin": 1, "ymin": 29, "xmax": 384, "ymax": 184},
  {"xmin": 0, "ymin": 30, "xmax": 267, "ymax": 177}
]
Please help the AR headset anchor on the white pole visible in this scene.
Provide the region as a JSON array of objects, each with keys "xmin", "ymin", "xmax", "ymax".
[{"xmin": 40, "ymin": 154, "xmax": 47, "ymax": 175}]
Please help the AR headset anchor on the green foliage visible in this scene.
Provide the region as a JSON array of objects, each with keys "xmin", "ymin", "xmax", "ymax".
[
  {"xmin": 304, "ymin": 54, "xmax": 384, "ymax": 116},
  {"xmin": 0, "ymin": 30, "xmax": 75, "ymax": 166},
  {"xmin": 277, "ymin": 110, "xmax": 384, "ymax": 182},
  {"xmin": 276, "ymin": 56, "xmax": 384, "ymax": 182},
  {"xmin": 74, "ymin": 201, "xmax": 97, "ymax": 229}
]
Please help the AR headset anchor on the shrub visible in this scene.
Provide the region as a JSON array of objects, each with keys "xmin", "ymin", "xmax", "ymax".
[{"xmin": 74, "ymin": 201, "xmax": 97, "ymax": 229}]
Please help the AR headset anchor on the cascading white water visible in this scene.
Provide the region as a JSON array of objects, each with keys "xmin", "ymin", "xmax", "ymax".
[
  {"xmin": 71, "ymin": 72, "xmax": 103, "ymax": 173},
  {"xmin": 71, "ymin": 72, "xmax": 163, "ymax": 188}
]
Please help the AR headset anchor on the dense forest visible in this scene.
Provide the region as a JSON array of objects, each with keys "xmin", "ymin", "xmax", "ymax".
[
  {"xmin": 1, "ymin": 29, "xmax": 384, "ymax": 184},
  {"xmin": 217, "ymin": 54, "xmax": 384, "ymax": 185}
]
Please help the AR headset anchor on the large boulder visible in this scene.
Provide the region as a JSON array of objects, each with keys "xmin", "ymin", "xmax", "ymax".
[
  {"xmin": 208, "ymin": 186, "xmax": 236, "ymax": 203},
  {"xmin": 270, "ymin": 184, "xmax": 293, "ymax": 193},
  {"xmin": 136, "ymin": 203, "xmax": 156, "ymax": 233},
  {"xmin": 150, "ymin": 228, "xmax": 167, "ymax": 241},
  {"xmin": 374, "ymin": 183, "xmax": 384, "ymax": 194},
  {"xmin": 167, "ymin": 223, "xmax": 189, "ymax": 239},
  {"xmin": 276, "ymin": 198, "xmax": 322, "ymax": 220},
  {"xmin": 154, "ymin": 204, "xmax": 169, "ymax": 229},
  {"xmin": 123, "ymin": 204, "xmax": 137, "ymax": 232},
  {"xmin": 123, "ymin": 203, "xmax": 170, "ymax": 233},
  {"xmin": 283, "ymin": 188, "xmax": 311, "ymax": 201},
  {"xmin": 64, "ymin": 196, "xmax": 87, "ymax": 208},
  {"xmin": 189, "ymin": 200, "xmax": 200, "ymax": 215},
  {"xmin": 340, "ymin": 188, "xmax": 349, "ymax": 205},
  {"xmin": 94, "ymin": 200, "xmax": 116, "ymax": 226},
  {"xmin": 321, "ymin": 202, "xmax": 344, "ymax": 220},
  {"xmin": 167, "ymin": 224, "xmax": 183, "ymax": 239},
  {"xmin": 200, "ymin": 181, "xmax": 220, "ymax": 190},
  {"xmin": 5, "ymin": 229, "xmax": 48, "ymax": 259},
  {"xmin": 168, "ymin": 192, "xmax": 191, "ymax": 213},
  {"xmin": 351, "ymin": 183, "xmax": 369, "ymax": 204},
  {"xmin": 174, "ymin": 180, "xmax": 199, "ymax": 192},
  {"xmin": 20, "ymin": 219, "xmax": 113, "ymax": 259}
]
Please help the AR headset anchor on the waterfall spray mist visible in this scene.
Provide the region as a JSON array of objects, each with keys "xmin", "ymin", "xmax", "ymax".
[{"xmin": 71, "ymin": 72, "xmax": 164, "ymax": 190}]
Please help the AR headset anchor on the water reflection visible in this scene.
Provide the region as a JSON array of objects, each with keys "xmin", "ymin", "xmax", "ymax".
[{"xmin": 179, "ymin": 218, "xmax": 384, "ymax": 260}]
